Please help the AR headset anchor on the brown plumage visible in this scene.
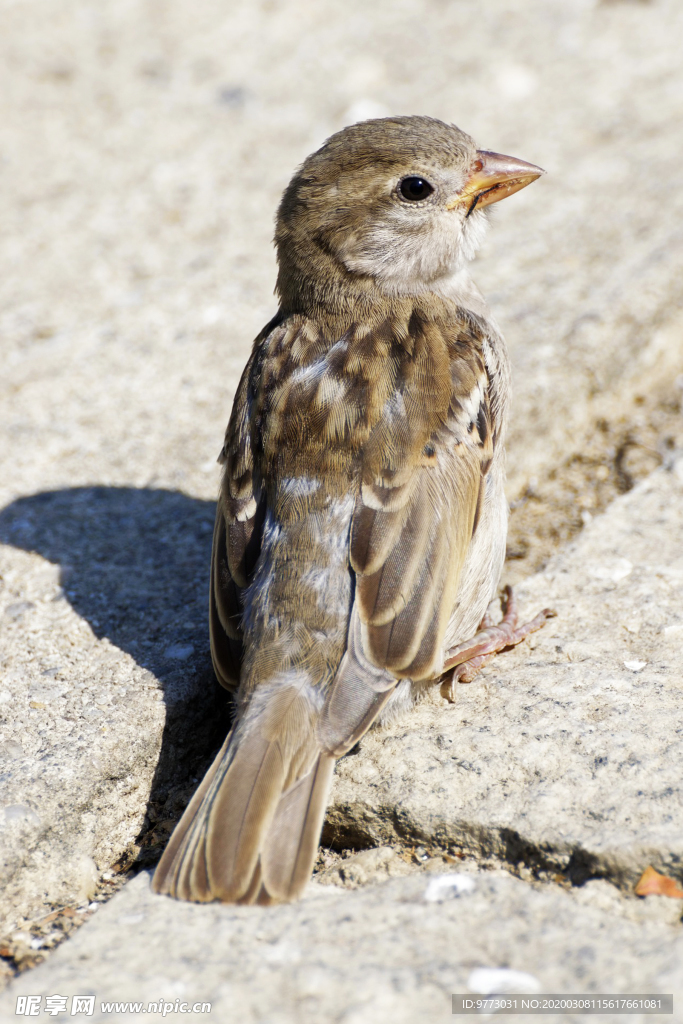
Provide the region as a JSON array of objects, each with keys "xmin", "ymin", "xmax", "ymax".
[{"xmin": 153, "ymin": 116, "xmax": 544, "ymax": 904}]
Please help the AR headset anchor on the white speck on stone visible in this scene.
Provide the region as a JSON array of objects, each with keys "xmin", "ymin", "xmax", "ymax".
[
  {"xmin": 495, "ymin": 64, "xmax": 538, "ymax": 100},
  {"xmin": 624, "ymin": 660, "xmax": 647, "ymax": 672},
  {"xmin": 74, "ymin": 854, "xmax": 99, "ymax": 901},
  {"xmin": 261, "ymin": 942, "xmax": 302, "ymax": 964},
  {"xmin": 663, "ymin": 624, "xmax": 683, "ymax": 640},
  {"xmin": 4, "ymin": 804, "xmax": 40, "ymax": 826},
  {"xmin": 118, "ymin": 912, "xmax": 145, "ymax": 926},
  {"xmin": 202, "ymin": 305, "xmax": 224, "ymax": 326},
  {"xmin": 0, "ymin": 740, "xmax": 24, "ymax": 759},
  {"xmin": 423, "ymin": 874, "xmax": 476, "ymax": 902},
  {"xmin": 590, "ymin": 558, "xmax": 633, "ymax": 582},
  {"xmin": 344, "ymin": 99, "xmax": 390, "ymax": 124},
  {"xmin": 467, "ymin": 967, "xmax": 542, "ymax": 994},
  {"xmin": 0, "ymin": 690, "xmax": 11, "ymax": 704},
  {"xmin": 164, "ymin": 643, "xmax": 195, "ymax": 661}
]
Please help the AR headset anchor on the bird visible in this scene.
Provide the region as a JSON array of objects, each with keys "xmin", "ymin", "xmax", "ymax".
[{"xmin": 153, "ymin": 115, "xmax": 549, "ymax": 905}]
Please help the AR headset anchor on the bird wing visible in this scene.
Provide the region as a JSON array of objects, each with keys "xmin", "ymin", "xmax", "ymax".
[
  {"xmin": 319, "ymin": 306, "xmax": 496, "ymax": 754},
  {"xmin": 209, "ymin": 327, "xmax": 271, "ymax": 691},
  {"xmin": 354, "ymin": 314, "xmax": 494, "ymax": 679},
  {"xmin": 211, "ymin": 304, "xmax": 496, "ymax": 731}
]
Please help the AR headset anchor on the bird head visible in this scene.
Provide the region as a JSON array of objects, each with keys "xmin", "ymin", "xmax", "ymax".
[{"xmin": 275, "ymin": 115, "xmax": 543, "ymax": 311}]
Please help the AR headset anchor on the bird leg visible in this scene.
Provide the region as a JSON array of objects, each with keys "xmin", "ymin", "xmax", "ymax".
[{"xmin": 439, "ymin": 586, "xmax": 555, "ymax": 703}]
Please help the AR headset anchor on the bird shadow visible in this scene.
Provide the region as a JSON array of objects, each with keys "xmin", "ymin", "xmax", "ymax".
[{"xmin": 0, "ymin": 486, "xmax": 232, "ymax": 868}]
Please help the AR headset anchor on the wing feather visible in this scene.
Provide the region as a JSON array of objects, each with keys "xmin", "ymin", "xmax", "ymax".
[
  {"xmin": 209, "ymin": 509, "xmax": 244, "ymax": 690},
  {"xmin": 348, "ymin": 310, "xmax": 496, "ymax": 681},
  {"xmin": 318, "ymin": 606, "xmax": 398, "ymax": 758},
  {"xmin": 209, "ymin": 341, "xmax": 267, "ymax": 692}
]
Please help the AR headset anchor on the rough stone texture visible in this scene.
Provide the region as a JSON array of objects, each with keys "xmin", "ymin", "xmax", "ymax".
[
  {"xmin": 0, "ymin": 499, "xmax": 226, "ymax": 932},
  {"xmin": 1, "ymin": 0, "xmax": 683, "ymax": 962},
  {"xmin": 1, "ymin": 866, "xmax": 682, "ymax": 1024},
  {"xmin": 327, "ymin": 462, "xmax": 683, "ymax": 890},
  {"xmin": 1, "ymin": 0, "xmax": 682, "ymax": 512}
]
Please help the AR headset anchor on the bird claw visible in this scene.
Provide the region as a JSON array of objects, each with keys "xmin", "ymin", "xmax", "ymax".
[{"xmin": 439, "ymin": 586, "xmax": 555, "ymax": 703}]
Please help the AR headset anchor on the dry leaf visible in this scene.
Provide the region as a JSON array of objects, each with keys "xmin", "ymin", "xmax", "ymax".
[{"xmin": 635, "ymin": 866, "xmax": 683, "ymax": 898}]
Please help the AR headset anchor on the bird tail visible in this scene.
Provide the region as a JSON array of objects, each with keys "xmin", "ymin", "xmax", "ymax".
[{"xmin": 152, "ymin": 687, "xmax": 335, "ymax": 904}]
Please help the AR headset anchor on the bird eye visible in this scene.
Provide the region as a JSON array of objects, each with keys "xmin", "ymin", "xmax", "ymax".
[{"xmin": 398, "ymin": 176, "xmax": 434, "ymax": 202}]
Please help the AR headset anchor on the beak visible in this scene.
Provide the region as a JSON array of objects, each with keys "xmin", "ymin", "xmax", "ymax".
[{"xmin": 447, "ymin": 150, "xmax": 545, "ymax": 213}]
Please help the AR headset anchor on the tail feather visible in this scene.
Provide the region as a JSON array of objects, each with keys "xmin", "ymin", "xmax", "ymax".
[
  {"xmin": 260, "ymin": 752, "xmax": 335, "ymax": 901},
  {"xmin": 152, "ymin": 731, "xmax": 231, "ymax": 901},
  {"xmin": 206, "ymin": 732, "xmax": 288, "ymax": 899},
  {"xmin": 152, "ymin": 694, "xmax": 328, "ymax": 904},
  {"xmin": 153, "ymin": 615, "xmax": 398, "ymax": 905},
  {"xmin": 240, "ymin": 857, "xmax": 265, "ymax": 904}
]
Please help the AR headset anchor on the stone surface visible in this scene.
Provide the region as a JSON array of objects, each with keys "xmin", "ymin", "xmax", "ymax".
[
  {"xmin": 0, "ymin": 0, "xmax": 681, "ymax": 518},
  {"xmin": 0, "ymin": 492, "xmax": 226, "ymax": 932},
  {"xmin": 327, "ymin": 462, "xmax": 683, "ymax": 890},
  {"xmin": 1, "ymin": 0, "xmax": 683, "ymax": 967},
  {"xmin": 0, "ymin": 866, "xmax": 681, "ymax": 1024}
]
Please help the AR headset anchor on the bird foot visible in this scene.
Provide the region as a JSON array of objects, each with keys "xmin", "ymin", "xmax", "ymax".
[{"xmin": 439, "ymin": 586, "xmax": 555, "ymax": 703}]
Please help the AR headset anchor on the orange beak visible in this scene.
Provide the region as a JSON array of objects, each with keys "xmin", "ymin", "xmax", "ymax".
[{"xmin": 447, "ymin": 150, "xmax": 545, "ymax": 214}]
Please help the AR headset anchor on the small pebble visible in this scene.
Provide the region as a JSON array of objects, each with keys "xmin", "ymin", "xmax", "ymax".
[
  {"xmin": 424, "ymin": 874, "xmax": 475, "ymax": 902},
  {"xmin": 164, "ymin": 643, "xmax": 195, "ymax": 661},
  {"xmin": 468, "ymin": 967, "xmax": 541, "ymax": 994}
]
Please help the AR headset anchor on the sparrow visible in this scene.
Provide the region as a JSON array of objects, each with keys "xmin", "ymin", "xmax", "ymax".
[{"xmin": 153, "ymin": 115, "xmax": 548, "ymax": 905}]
